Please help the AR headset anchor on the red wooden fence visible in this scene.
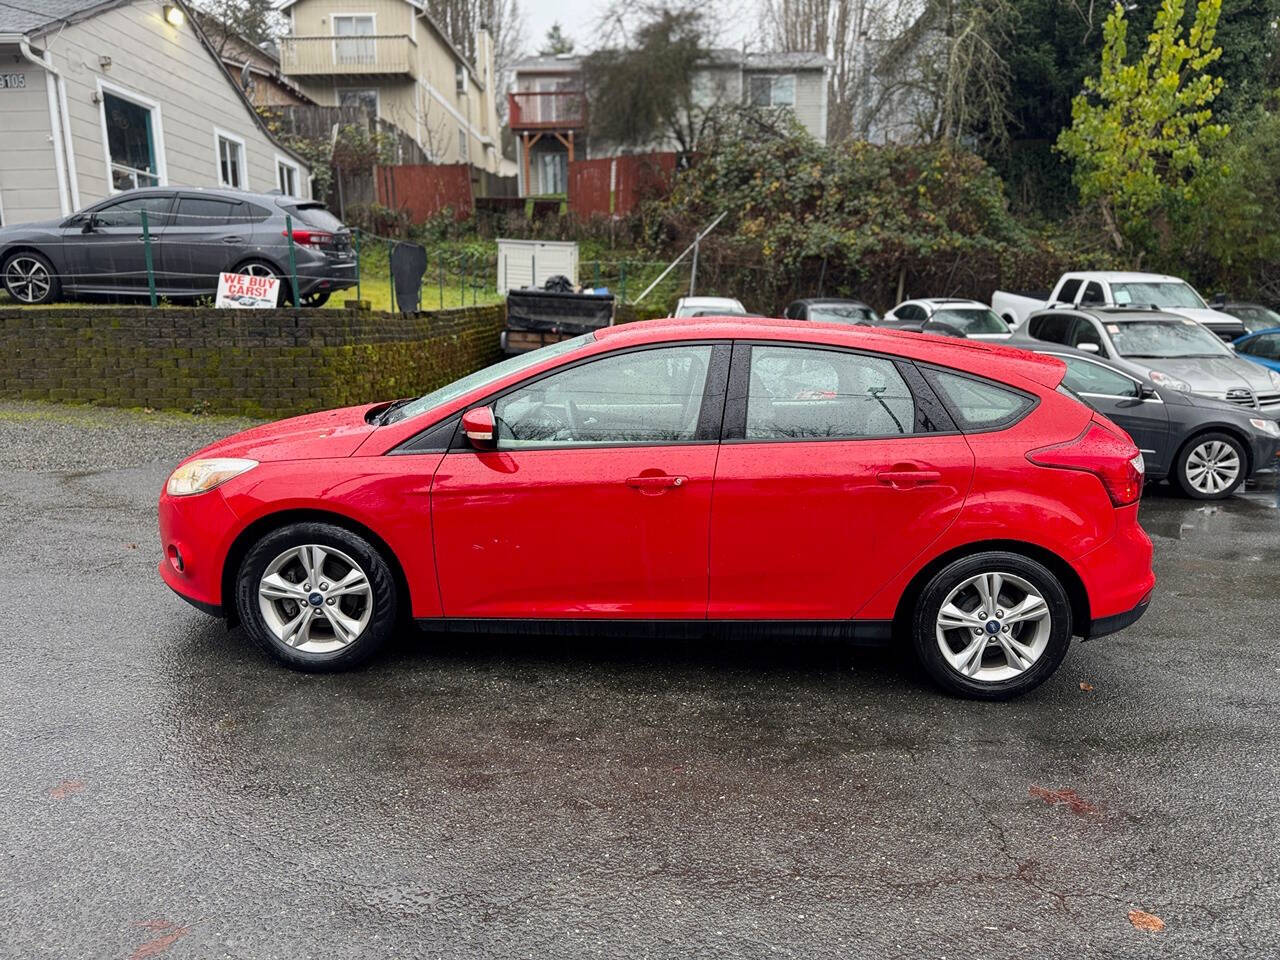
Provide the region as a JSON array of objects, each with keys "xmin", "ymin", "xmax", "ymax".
[
  {"xmin": 567, "ymin": 153, "xmax": 679, "ymax": 217},
  {"xmin": 375, "ymin": 164, "xmax": 474, "ymax": 223}
]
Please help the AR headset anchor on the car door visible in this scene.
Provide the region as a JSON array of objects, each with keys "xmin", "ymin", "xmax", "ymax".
[
  {"xmin": 157, "ymin": 195, "xmax": 254, "ymax": 294},
  {"xmin": 61, "ymin": 193, "xmax": 174, "ymax": 291},
  {"xmin": 430, "ymin": 342, "xmax": 730, "ymax": 618},
  {"xmin": 1047, "ymin": 352, "xmax": 1172, "ymax": 475},
  {"xmin": 708, "ymin": 343, "xmax": 974, "ymax": 619}
]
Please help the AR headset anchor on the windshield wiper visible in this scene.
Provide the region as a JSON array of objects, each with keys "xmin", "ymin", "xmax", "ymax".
[{"xmin": 375, "ymin": 397, "xmax": 416, "ymax": 425}]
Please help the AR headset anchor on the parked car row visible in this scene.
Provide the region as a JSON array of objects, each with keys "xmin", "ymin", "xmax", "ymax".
[{"xmin": 0, "ymin": 187, "xmax": 357, "ymax": 307}]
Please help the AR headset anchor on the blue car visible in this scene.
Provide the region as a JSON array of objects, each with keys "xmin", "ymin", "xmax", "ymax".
[{"xmin": 1234, "ymin": 327, "xmax": 1280, "ymax": 374}]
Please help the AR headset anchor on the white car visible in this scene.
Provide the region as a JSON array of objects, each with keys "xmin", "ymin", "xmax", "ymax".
[
  {"xmin": 880, "ymin": 298, "xmax": 1013, "ymax": 340},
  {"xmin": 672, "ymin": 296, "xmax": 747, "ymax": 318},
  {"xmin": 991, "ymin": 272, "xmax": 1245, "ymax": 340}
]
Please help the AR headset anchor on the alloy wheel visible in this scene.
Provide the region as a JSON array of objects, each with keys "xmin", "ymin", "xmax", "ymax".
[
  {"xmin": 257, "ymin": 544, "xmax": 373, "ymax": 653},
  {"xmin": 934, "ymin": 572, "xmax": 1052, "ymax": 683},
  {"xmin": 5, "ymin": 256, "xmax": 52, "ymax": 303},
  {"xmin": 1184, "ymin": 440, "xmax": 1240, "ymax": 495}
]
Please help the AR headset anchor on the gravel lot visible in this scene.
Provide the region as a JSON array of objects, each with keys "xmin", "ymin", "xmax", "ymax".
[{"xmin": 2, "ymin": 400, "xmax": 1278, "ymax": 959}]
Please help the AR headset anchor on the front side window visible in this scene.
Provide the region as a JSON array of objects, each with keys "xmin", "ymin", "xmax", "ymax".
[
  {"xmin": 102, "ymin": 91, "xmax": 161, "ymax": 191},
  {"xmin": 1057, "ymin": 357, "xmax": 1140, "ymax": 398},
  {"xmin": 217, "ymin": 134, "xmax": 246, "ymax": 188},
  {"xmin": 746, "ymin": 346, "xmax": 916, "ymax": 440},
  {"xmin": 929, "ymin": 370, "xmax": 1032, "ymax": 430},
  {"xmin": 1080, "ymin": 281, "xmax": 1106, "ymax": 305},
  {"xmin": 494, "ymin": 346, "xmax": 712, "ymax": 447},
  {"xmin": 1069, "ymin": 318, "xmax": 1105, "ymax": 352},
  {"xmin": 91, "ymin": 194, "xmax": 173, "ymax": 228}
]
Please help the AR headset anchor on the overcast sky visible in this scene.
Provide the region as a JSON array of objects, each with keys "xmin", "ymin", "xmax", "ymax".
[{"xmin": 520, "ymin": 0, "xmax": 761, "ymax": 59}]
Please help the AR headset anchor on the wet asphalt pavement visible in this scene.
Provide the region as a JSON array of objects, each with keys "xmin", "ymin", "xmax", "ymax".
[{"xmin": 3, "ymin": 400, "xmax": 1278, "ymax": 959}]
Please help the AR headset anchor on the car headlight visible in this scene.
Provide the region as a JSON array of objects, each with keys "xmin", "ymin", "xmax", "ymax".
[
  {"xmin": 166, "ymin": 458, "xmax": 257, "ymax": 496},
  {"xmin": 1249, "ymin": 417, "xmax": 1280, "ymax": 438},
  {"xmin": 1147, "ymin": 369, "xmax": 1192, "ymax": 392},
  {"xmin": 1269, "ymin": 370, "xmax": 1280, "ymax": 390}
]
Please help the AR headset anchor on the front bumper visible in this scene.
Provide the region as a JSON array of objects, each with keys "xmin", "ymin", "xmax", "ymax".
[{"xmin": 158, "ymin": 486, "xmax": 241, "ymax": 614}]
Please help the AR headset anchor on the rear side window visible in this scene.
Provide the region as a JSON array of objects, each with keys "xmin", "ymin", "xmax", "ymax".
[
  {"xmin": 1080, "ymin": 281, "xmax": 1106, "ymax": 305},
  {"xmin": 928, "ymin": 370, "xmax": 1033, "ymax": 430},
  {"xmin": 173, "ymin": 197, "xmax": 240, "ymax": 226},
  {"xmin": 1028, "ymin": 314, "xmax": 1072, "ymax": 344},
  {"xmin": 746, "ymin": 346, "xmax": 917, "ymax": 439}
]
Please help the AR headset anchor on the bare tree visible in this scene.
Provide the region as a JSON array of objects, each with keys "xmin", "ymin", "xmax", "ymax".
[
  {"xmin": 433, "ymin": 0, "xmax": 527, "ymax": 96},
  {"xmin": 193, "ymin": 0, "xmax": 284, "ymax": 56}
]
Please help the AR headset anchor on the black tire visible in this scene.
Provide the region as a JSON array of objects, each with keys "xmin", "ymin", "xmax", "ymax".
[
  {"xmin": 911, "ymin": 551, "xmax": 1073, "ymax": 701},
  {"xmin": 1171, "ymin": 431, "xmax": 1247, "ymax": 500},
  {"xmin": 235, "ymin": 521, "xmax": 399, "ymax": 671},
  {"xmin": 3, "ymin": 250, "xmax": 61, "ymax": 305},
  {"xmin": 301, "ymin": 289, "xmax": 330, "ymax": 308}
]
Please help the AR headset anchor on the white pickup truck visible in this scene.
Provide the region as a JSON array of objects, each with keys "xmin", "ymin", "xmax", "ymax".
[{"xmin": 992, "ymin": 272, "xmax": 1245, "ymax": 340}]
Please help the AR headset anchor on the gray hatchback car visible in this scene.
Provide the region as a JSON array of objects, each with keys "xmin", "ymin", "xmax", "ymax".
[{"xmin": 0, "ymin": 187, "xmax": 356, "ymax": 307}]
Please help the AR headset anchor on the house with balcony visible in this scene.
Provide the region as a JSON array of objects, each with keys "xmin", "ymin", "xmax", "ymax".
[
  {"xmin": 0, "ymin": 0, "xmax": 311, "ymax": 226},
  {"xmin": 508, "ymin": 50, "xmax": 829, "ymax": 197},
  {"xmin": 276, "ymin": 0, "xmax": 504, "ymax": 176}
]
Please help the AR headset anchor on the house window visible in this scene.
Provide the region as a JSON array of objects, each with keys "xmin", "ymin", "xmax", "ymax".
[
  {"xmin": 215, "ymin": 131, "xmax": 247, "ymax": 189},
  {"xmin": 102, "ymin": 91, "xmax": 161, "ymax": 191},
  {"xmin": 276, "ymin": 156, "xmax": 301, "ymax": 197},
  {"xmin": 748, "ymin": 74, "xmax": 796, "ymax": 108},
  {"xmin": 333, "ymin": 14, "xmax": 376, "ymax": 66},
  {"xmin": 338, "ymin": 87, "xmax": 378, "ymax": 115},
  {"xmin": 455, "ymin": 62, "xmax": 466, "ymax": 95}
]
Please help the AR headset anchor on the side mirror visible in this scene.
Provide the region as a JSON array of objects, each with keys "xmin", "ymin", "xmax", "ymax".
[
  {"xmin": 81, "ymin": 215, "xmax": 97, "ymax": 233},
  {"xmin": 461, "ymin": 406, "xmax": 496, "ymax": 450},
  {"xmin": 1139, "ymin": 384, "xmax": 1159, "ymax": 400},
  {"xmin": 1078, "ymin": 342, "xmax": 1101, "ymax": 354}
]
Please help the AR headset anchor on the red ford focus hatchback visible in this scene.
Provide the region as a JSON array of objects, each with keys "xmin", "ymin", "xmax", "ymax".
[{"xmin": 159, "ymin": 318, "xmax": 1154, "ymax": 699}]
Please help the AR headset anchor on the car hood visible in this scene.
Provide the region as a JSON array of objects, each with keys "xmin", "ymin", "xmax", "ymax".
[
  {"xmin": 0, "ymin": 218, "xmax": 64, "ymax": 241},
  {"xmin": 1121, "ymin": 355, "xmax": 1276, "ymax": 392},
  {"xmin": 1161, "ymin": 307, "xmax": 1245, "ymax": 329},
  {"xmin": 189, "ymin": 403, "xmax": 383, "ymax": 463}
]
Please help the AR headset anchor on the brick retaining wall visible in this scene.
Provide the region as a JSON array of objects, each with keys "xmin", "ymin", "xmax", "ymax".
[{"xmin": 0, "ymin": 306, "xmax": 506, "ymax": 417}]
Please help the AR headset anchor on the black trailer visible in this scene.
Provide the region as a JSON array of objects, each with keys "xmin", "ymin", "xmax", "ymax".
[{"xmin": 502, "ymin": 286, "xmax": 616, "ymax": 354}]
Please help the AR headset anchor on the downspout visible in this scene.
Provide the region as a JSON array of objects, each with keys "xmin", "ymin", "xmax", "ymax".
[{"xmin": 17, "ymin": 37, "xmax": 77, "ymax": 214}]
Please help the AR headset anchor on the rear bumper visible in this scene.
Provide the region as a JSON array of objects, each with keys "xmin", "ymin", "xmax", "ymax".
[
  {"xmin": 1073, "ymin": 503, "xmax": 1155, "ymax": 635},
  {"xmin": 1086, "ymin": 591, "xmax": 1151, "ymax": 639}
]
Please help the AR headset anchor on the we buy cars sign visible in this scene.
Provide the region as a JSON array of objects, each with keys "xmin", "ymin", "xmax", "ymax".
[{"xmin": 216, "ymin": 272, "xmax": 281, "ymax": 309}]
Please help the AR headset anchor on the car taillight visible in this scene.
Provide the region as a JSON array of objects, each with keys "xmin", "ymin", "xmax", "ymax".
[
  {"xmin": 283, "ymin": 228, "xmax": 333, "ymax": 248},
  {"xmin": 1026, "ymin": 419, "xmax": 1145, "ymax": 506}
]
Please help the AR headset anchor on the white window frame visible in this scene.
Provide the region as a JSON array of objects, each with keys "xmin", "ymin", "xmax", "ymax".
[
  {"xmin": 331, "ymin": 13, "xmax": 376, "ymax": 66},
  {"xmin": 214, "ymin": 128, "xmax": 249, "ymax": 190},
  {"xmin": 748, "ymin": 73, "xmax": 797, "ymax": 108},
  {"xmin": 96, "ymin": 77, "xmax": 168, "ymax": 194},
  {"xmin": 275, "ymin": 153, "xmax": 303, "ymax": 197}
]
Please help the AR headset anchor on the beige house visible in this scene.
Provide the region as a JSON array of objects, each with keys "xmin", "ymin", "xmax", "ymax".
[
  {"xmin": 277, "ymin": 0, "xmax": 504, "ymax": 175},
  {"xmin": 0, "ymin": 0, "xmax": 312, "ymax": 226},
  {"xmin": 509, "ymin": 50, "xmax": 830, "ymax": 196},
  {"xmin": 190, "ymin": 10, "xmax": 316, "ymax": 109}
]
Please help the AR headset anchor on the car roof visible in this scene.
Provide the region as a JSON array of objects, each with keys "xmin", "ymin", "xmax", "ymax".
[
  {"xmin": 678, "ymin": 296, "xmax": 742, "ymax": 306},
  {"xmin": 594, "ymin": 317, "xmax": 1066, "ymax": 389},
  {"xmin": 921, "ymin": 298, "xmax": 988, "ymax": 307},
  {"xmin": 1060, "ymin": 272, "xmax": 1184, "ymax": 283},
  {"xmin": 1030, "ymin": 306, "xmax": 1172, "ymax": 323},
  {"xmin": 791, "ymin": 298, "xmax": 871, "ymax": 307},
  {"xmin": 101, "ymin": 185, "xmax": 309, "ymax": 207}
]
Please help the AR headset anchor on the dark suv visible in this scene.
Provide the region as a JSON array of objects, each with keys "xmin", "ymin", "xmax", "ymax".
[{"xmin": 0, "ymin": 187, "xmax": 356, "ymax": 307}]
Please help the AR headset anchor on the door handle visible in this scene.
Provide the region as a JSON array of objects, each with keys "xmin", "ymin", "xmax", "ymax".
[
  {"xmin": 626, "ymin": 475, "xmax": 686, "ymax": 491},
  {"xmin": 876, "ymin": 469, "xmax": 941, "ymax": 489},
  {"xmin": 221, "ymin": 235, "xmax": 245, "ymax": 244}
]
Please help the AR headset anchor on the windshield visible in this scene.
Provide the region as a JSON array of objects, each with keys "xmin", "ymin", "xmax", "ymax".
[
  {"xmin": 1109, "ymin": 320, "xmax": 1231, "ymax": 359},
  {"xmin": 1111, "ymin": 281, "xmax": 1206, "ymax": 309},
  {"xmin": 382, "ymin": 334, "xmax": 593, "ymax": 425},
  {"xmin": 808, "ymin": 304, "xmax": 879, "ymax": 324},
  {"xmin": 930, "ymin": 308, "xmax": 1008, "ymax": 334}
]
